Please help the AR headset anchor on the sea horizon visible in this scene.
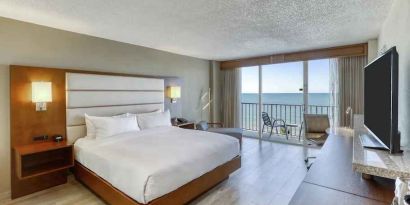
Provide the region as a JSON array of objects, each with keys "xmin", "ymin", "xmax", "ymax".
[{"xmin": 242, "ymin": 92, "xmax": 330, "ymax": 106}]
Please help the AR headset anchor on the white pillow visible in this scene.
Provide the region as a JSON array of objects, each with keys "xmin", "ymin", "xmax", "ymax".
[
  {"xmin": 85, "ymin": 114, "xmax": 98, "ymax": 139},
  {"xmin": 137, "ymin": 110, "xmax": 172, "ymax": 130},
  {"xmin": 91, "ymin": 116, "xmax": 139, "ymax": 139},
  {"xmin": 85, "ymin": 114, "xmax": 139, "ymax": 139}
]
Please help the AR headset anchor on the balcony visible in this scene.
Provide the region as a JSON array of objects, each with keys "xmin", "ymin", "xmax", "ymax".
[{"xmin": 241, "ymin": 102, "xmax": 334, "ymax": 143}]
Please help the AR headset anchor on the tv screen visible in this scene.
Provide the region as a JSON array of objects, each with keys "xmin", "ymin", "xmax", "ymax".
[{"xmin": 364, "ymin": 47, "xmax": 398, "ymax": 150}]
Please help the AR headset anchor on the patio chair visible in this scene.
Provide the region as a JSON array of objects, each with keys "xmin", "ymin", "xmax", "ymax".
[{"xmin": 262, "ymin": 112, "xmax": 301, "ymax": 140}]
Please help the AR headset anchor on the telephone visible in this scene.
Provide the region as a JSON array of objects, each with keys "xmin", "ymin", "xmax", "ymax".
[{"xmin": 172, "ymin": 117, "xmax": 188, "ymax": 124}]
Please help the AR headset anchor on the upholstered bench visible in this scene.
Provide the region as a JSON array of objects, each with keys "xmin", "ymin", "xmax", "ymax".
[
  {"xmin": 208, "ymin": 128, "xmax": 242, "ymax": 149},
  {"xmin": 196, "ymin": 121, "xmax": 243, "ymax": 149}
]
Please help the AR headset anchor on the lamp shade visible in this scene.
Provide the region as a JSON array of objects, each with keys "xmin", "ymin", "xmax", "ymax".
[
  {"xmin": 32, "ymin": 82, "xmax": 52, "ymax": 103},
  {"xmin": 167, "ymin": 86, "xmax": 181, "ymax": 99}
]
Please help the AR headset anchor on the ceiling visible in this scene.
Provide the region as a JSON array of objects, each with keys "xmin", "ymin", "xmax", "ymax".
[{"xmin": 0, "ymin": 0, "xmax": 393, "ymax": 61}]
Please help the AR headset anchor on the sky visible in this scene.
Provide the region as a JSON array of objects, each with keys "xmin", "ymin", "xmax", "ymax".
[{"xmin": 241, "ymin": 59, "xmax": 330, "ymax": 93}]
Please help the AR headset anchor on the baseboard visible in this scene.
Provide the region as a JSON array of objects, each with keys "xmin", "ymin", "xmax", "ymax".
[{"xmin": 0, "ymin": 190, "xmax": 11, "ymax": 202}]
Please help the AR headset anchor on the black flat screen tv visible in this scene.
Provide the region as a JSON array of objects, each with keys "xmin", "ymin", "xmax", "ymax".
[{"xmin": 364, "ymin": 46, "xmax": 400, "ymax": 154}]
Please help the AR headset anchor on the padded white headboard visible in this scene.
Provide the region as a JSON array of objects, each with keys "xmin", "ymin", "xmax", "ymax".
[{"xmin": 66, "ymin": 73, "xmax": 165, "ymax": 144}]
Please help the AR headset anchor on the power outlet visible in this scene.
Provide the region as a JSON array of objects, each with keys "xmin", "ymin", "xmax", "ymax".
[{"xmin": 33, "ymin": 135, "xmax": 48, "ymax": 141}]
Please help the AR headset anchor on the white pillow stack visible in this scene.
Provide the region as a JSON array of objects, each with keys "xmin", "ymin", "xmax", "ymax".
[
  {"xmin": 85, "ymin": 114, "xmax": 139, "ymax": 140},
  {"xmin": 84, "ymin": 110, "xmax": 172, "ymax": 139},
  {"xmin": 136, "ymin": 110, "xmax": 172, "ymax": 130}
]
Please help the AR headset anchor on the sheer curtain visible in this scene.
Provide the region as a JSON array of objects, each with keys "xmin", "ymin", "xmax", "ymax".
[
  {"xmin": 329, "ymin": 55, "xmax": 368, "ymax": 127},
  {"xmin": 221, "ymin": 68, "xmax": 242, "ymax": 128},
  {"xmin": 329, "ymin": 58, "xmax": 340, "ymax": 128}
]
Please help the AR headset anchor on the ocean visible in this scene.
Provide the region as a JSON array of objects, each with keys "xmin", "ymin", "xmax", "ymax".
[
  {"xmin": 241, "ymin": 93, "xmax": 331, "ymax": 134},
  {"xmin": 242, "ymin": 93, "xmax": 330, "ymax": 106}
]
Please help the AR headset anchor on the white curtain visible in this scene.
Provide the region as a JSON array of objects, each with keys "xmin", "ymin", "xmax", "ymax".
[
  {"xmin": 329, "ymin": 58, "xmax": 340, "ymax": 128},
  {"xmin": 221, "ymin": 68, "xmax": 242, "ymax": 128},
  {"xmin": 329, "ymin": 55, "xmax": 368, "ymax": 127}
]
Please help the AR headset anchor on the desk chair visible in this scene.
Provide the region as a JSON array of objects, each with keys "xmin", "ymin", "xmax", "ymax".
[{"xmin": 303, "ymin": 114, "xmax": 330, "ymax": 169}]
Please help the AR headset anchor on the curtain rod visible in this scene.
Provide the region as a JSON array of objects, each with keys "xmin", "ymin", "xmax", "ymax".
[{"xmin": 220, "ymin": 43, "xmax": 368, "ymax": 70}]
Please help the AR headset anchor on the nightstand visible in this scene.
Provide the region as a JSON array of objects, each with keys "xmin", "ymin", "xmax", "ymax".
[
  {"xmin": 174, "ymin": 122, "xmax": 196, "ymax": 129},
  {"xmin": 14, "ymin": 142, "xmax": 74, "ymax": 180}
]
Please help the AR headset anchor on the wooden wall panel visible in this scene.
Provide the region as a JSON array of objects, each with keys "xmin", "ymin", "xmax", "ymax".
[
  {"xmin": 9, "ymin": 65, "xmax": 184, "ymax": 198},
  {"xmin": 220, "ymin": 43, "xmax": 368, "ymax": 69},
  {"xmin": 10, "ymin": 65, "xmax": 67, "ymax": 198}
]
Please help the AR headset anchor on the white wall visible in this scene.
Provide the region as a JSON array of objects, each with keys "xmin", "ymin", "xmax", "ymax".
[
  {"xmin": 0, "ymin": 17, "xmax": 211, "ymax": 193},
  {"xmin": 0, "ymin": 68, "xmax": 10, "ymax": 194},
  {"xmin": 378, "ymin": 0, "xmax": 410, "ymax": 146},
  {"xmin": 368, "ymin": 39, "xmax": 379, "ymax": 63},
  {"xmin": 210, "ymin": 61, "xmax": 222, "ymax": 123}
]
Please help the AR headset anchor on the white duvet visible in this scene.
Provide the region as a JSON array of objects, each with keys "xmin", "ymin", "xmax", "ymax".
[{"xmin": 74, "ymin": 126, "xmax": 240, "ymax": 204}]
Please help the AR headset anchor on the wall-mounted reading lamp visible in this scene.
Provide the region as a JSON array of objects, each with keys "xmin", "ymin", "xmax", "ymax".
[
  {"xmin": 32, "ymin": 82, "xmax": 52, "ymax": 111},
  {"xmin": 166, "ymin": 86, "xmax": 181, "ymax": 103}
]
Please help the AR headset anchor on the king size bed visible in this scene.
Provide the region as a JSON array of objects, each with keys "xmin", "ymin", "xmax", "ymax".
[{"xmin": 66, "ymin": 73, "xmax": 241, "ymax": 205}]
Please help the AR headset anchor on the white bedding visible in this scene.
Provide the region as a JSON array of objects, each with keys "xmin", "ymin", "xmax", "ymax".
[{"xmin": 74, "ymin": 126, "xmax": 240, "ymax": 204}]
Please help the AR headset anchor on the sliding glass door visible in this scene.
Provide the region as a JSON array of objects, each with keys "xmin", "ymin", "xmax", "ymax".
[
  {"xmin": 241, "ymin": 59, "xmax": 330, "ymax": 141},
  {"xmin": 261, "ymin": 62, "xmax": 304, "ymax": 137},
  {"xmin": 241, "ymin": 66, "xmax": 259, "ymax": 132},
  {"xmin": 307, "ymin": 59, "xmax": 331, "ymax": 115}
]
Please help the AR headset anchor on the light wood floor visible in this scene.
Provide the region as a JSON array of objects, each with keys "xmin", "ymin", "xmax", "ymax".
[{"xmin": 0, "ymin": 138, "xmax": 318, "ymax": 205}]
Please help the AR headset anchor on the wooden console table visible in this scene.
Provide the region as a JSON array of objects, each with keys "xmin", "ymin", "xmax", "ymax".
[{"xmin": 289, "ymin": 130, "xmax": 395, "ymax": 205}]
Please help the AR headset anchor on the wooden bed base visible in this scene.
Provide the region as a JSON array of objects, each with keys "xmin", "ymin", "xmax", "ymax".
[{"xmin": 73, "ymin": 156, "xmax": 241, "ymax": 205}]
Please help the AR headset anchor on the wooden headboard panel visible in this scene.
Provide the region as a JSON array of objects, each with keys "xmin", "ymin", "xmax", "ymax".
[
  {"xmin": 10, "ymin": 66, "xmax": 67, "ymax": 146},
  {"xmin": 10, "ymin": 65, "xmax": 180, "ymax": 198},
  {"xmin": 10, "ymin": 66, "xmax": 67, "ymax": 198}
]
